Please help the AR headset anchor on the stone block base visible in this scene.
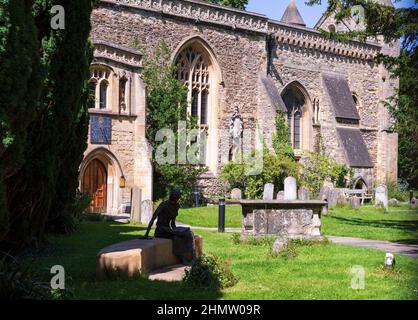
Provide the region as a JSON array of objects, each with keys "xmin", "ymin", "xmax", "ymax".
[{"xmin": 96, "ymin": 238, "xmax": 181, "ymax": 279}]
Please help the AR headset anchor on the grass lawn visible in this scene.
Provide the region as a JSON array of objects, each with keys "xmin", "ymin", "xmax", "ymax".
[
  {"xmin": 177, "ymin": 205, "xmax": 242, "ymax": 228},
  {"xmin": 178, "ymin": 204, "xmax": 418, "ymax": 243},
  {"xmin": 322, "ymin": 205, "xmax": 418, "ymax": 243},
  {"xmin": 24, "ymin": 220, "xmax": 418, "ymax": 300}
]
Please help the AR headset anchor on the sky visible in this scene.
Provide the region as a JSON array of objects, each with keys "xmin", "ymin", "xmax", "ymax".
[{"xmin": 246, "ymin": 0, "xmax": 417, "ymax": 28}]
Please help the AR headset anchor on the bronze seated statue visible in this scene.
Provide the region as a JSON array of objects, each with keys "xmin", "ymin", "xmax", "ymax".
[{"xmin": 141, "ymin": 189, "xmax": 195, "ymax": 264}]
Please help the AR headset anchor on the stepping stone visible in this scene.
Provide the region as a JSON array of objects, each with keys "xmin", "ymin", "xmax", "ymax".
[{"xmin": 148, "ymin": 264, "xmax": 190, "ymax": 282}]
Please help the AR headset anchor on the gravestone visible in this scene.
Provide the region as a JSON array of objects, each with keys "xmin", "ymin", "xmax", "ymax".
[
  {"xmin": 230, "ymin": 188, "xmax": 242, "ymax": 200},
  {"xmin": 298, "ymin": 187, "xmax": 310, "ymax": 201},
  {"xmin": 337, "ymin": 193, "xmax": 347, "ymax": 207},
  {"xmin": 349, "ymin": 196, "xmax": 360, "ymax": 209},
  {"xmin": 388, "ymin": 198, "xmax": 399, "ymax": 206},
  {"xmin": 319, "ymin": 186, "xmax": 331, "ymax": 215},
  {"xmin": 263, "ymin": 183, "xmax": 275, "ymax": 201},
  {"xmin": 319, "ymin": 186, "xmax": 331, "ymax": 201},
  {"xmin": 328, "ymin": 189, "xmax": 341, "ymax": 207},
  {"xmin": 284, "ymin": 177, "xmax": 297, "ymax": 201},
  {"xmin": 411, "ymin": 197, "xmax": 417, "ymax": 209},
  {"xmin": 375, "ymin": 184, "xmax": 388, "ymax": 210},
  {"xmin": 384, "ymin": 253, "xmax": 395, "ymax": 269},
  {"xmin": 141, "ymin": 199, "xmax": 154, "ymax": 225},
  {"xmin": 130, "ymin": 187, "xmax": 142, "ymax": 224},
  {"xmin": 276, "ymin": 191, "xmax": 284, "ymax": 200},
  {"xmin": 272, "ymin": 238, "xmax": 288, "ymax": 254}
]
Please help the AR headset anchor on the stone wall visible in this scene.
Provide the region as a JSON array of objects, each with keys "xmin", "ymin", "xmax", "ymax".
[{"xmin": 86, "ymin": 0, "xmax": 399, "ymax": 199}]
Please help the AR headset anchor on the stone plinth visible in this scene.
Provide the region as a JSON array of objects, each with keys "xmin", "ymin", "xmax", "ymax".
[
  {"xmin": 96, "ymin": 238, "xmax": 181, "ymax": 279},
  {"xmin": 240, "ymin": 200, "xmax": 326, "ymax": 238}
]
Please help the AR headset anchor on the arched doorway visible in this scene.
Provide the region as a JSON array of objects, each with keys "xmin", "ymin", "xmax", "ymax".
[{"xmin": 82, "ymin": 159, "xmax": 107, "ymax": 212}]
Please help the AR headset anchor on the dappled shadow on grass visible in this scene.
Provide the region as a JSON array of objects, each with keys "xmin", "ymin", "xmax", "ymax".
[{"xmin": 326, "ymin": 215, "xmax": 418, "ymax": 244}]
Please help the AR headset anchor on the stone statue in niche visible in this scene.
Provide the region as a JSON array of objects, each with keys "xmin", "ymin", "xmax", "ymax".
[
  {"xmin": 229, "ymin": 106, "xmax": 243, "ymax": 163},
  {"xmin": 119, "ymin": 72, "xmax": 128, "ymax": 113}
]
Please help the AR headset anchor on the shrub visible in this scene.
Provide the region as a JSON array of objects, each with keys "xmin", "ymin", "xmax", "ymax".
[
  {"xmin": 387, "ymin": 180, "xmax": 409, "ymax": 202},
  {"xmin": 182, "ymin": 254, "xmax": 238, "ymax": 291},
  {"xmin": 221, "ymin": 149, "xmax": 299, "ymax": 199},
  {"xmin": 0, "ymin": 253, "xmax": 51, "ymax": 300},
  {"xmin": 299, "ymin": 151, "xmax": 354, "ymax": 197}
]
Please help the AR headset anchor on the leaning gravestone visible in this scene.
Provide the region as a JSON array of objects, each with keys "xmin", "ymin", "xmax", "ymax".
[
  {"xmin": 298, "ymin": 187, "xmax": 310, "ymax": 201},
  {"xmin": 276, "ymin": 191, "xmax": 284, "ymax": 200},
  {"xmin": 284, "ymin": 177, "xmax": 297, "ymax": 200},
  {"xmin": 263, "ymin": 183, "xmax": 275, "ymax": 201},
  {"xmin": 349, "ymin": 196, "xmax": 360, "ymax": 209},
  {"xmin": 141, "ymin": 199, "xmax": 154, "ymax": 225},
  {"xmin": 230, "ymin": 188, "xmax": 242, "ymax": 200},
  {"xmin": 375, "ymin": 185, "xmax": 388, "ymax": 210}
]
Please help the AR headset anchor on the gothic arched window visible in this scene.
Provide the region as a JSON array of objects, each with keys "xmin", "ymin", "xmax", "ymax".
[
  {"xmin": 176, "ymin": 46, "xmax": 210, "ymax": 125},
  {"xmin": 89, "ymin": 66, "xmax": 111, "ymax": 110},
  {"xmin": 283, "ymin": 87, "xmax": 305, "ymax": 150},
  {"xmin": 176, "ymin": 45, "xmax": 212, "ymax": 164}
]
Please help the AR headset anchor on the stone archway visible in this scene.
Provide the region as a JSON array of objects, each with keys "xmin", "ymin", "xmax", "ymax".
[
  {"xmin": 80, "ymin": 148, "xmax": 124, "ymax": 214},
  {"xmin": 82, "ymin": 159, "xmax": 107, "ymax": 212}
]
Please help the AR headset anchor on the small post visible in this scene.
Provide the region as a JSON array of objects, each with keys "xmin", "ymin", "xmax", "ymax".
[
  {"xmin": 218, "ymin": 198, "xmax": 225, "ymax": 233},
  {"xmin": 193, "ymin": 191, "xmax": 199, "ymax": 207},
  {"xmin": 410, "ymin": 190, "xmax": 414, "ymax": 204}
]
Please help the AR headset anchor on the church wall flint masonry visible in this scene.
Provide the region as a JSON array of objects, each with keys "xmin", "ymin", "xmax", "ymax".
[{"xmin": 80, "ymin": 0, "xmax": 399, "ymax": 213}]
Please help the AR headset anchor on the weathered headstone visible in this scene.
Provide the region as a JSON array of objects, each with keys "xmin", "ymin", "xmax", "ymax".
[
  {"xmin": 298, "ymin": 187, "xmax": 310, "ymax": 201},
  {"xmin": 349, "ymin": 196, "xmax": 360, "ymax": 209},
  {"xmin": 388, "ymin": 198, "xmax": 399, "ymax": 206},
  {"xmin": 141, "ymin": 199, "xmax": 154, "ymax": 225},
  {"xmin": 319, "ymin": 186, "xmax": 331, "ymax": 201},
  {"xmin": 130, "ymin": 187, "xmax": 142, "ymax": 224},
  {"xmin": 263, "ymin": 183, "xmax": 275, "ymax": 201},
  {"xmin": 276, "ymin": 191, "xmax": 284, "ymax": 200},
  {"xmin": 230, "ymin": 188, "xmax": 242, "ymax": 200},
  {"xmin": 319, "ymin": 186, "xmax": 331, "ymax": 215},
  {"xmin": 328, "ymin": 189, "xmax": 341, "ymax": 207},
  {"xmin": 272, "ymin": 238, "xmax": 288, "ymax": 254},
  {"xmin": 375, "ymin": 184, "xmax": 388, "ymax": 210},
  {"xmin": 411, "ymin": 197, "xmax": 417, "ymax": 209},
  {"xmin": 337, "ymin": 193, "xmax": 347, "ymax": 207},
  {"xmin": 384, "ymin": 253, "xmax": 395, "ymax": 269},
  {"xmin": 284, "ymin": 177, "xmax": 297, "ymax": 201}
]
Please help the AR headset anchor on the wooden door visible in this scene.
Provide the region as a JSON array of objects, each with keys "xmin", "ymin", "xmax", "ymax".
[{"xmin": 82, "ymin": 159, "xmax": 107, "ymax": 212}]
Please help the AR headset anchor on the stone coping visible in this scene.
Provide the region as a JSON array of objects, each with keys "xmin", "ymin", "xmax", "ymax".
[
  {"xmin": 98, "ymin": 0, "xmax": 382, "ymax": 60},
  {"xmin": 239, "ymin": 200, "xmax": 327, "ymax": 216},
  {"xmin": 240, "ymin": 200, "xmax": 327, "ymax": 205}
]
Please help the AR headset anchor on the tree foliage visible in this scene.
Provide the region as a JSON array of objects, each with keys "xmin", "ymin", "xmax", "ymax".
[
  {"xmin": 221, "ymin": 112, "xmax": 299, "ymax": 198},
  {"xmin": 204, "ymin": 0, "xmax": 248, "ymax": 10},
  {"xmin": 0, "ymin": 0, "xmax": 92, "ymax": 250},
  {"xmin": 142, "ymin": 41, "xmax": 207, "ymax": 205}
]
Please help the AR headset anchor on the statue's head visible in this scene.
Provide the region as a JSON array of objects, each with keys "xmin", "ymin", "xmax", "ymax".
[{"xmin": 169, "ymin": 189, "xmax": 182, "ymax": 203}]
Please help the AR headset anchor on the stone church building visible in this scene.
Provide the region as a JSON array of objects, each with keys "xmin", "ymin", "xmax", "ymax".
[{"xmin": 80, "ymin": 0, "xmax": 399, "ymax": 213}]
